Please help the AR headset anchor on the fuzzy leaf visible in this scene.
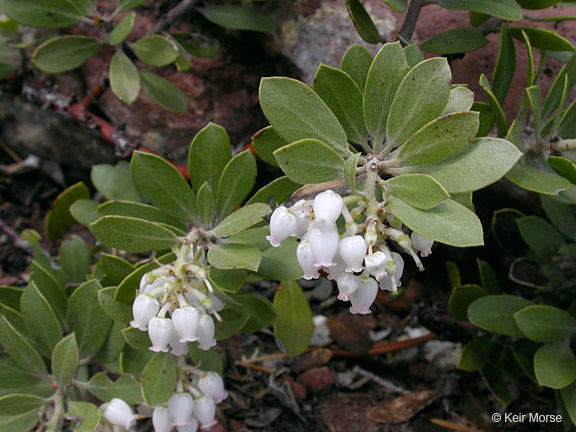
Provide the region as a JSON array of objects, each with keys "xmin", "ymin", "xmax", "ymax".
[
  {"xmin": 109, "ymin": 51, "xmax": 140, "ymax": 105},
  {"xmin": 32, "ymin": 36, "xmax": 100, "ymax": 73},
  {"xmin": 385, "ymin": 174, "xmax": 449, "ymax": 210}
]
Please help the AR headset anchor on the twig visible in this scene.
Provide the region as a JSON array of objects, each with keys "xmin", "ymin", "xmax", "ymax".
[
  {"xmin": 430, "ymin": 418, "xmax": 482, "ymax": 432},
  {"xmin": 152, "ymin": 0, "xmax": 197, "ymax": 34},
  {"xmin": 0, "ymin": 220, "xmax": 33, "ymax": 253},
  {"xmin": 369, "ymin": 332, "xmax": 436, "ymax": 355},
  {"xmin": 352, "ymin": 366, "xmax": 408, "ymax": 394},
  {"xmin": 0, "ymin": 137, "xmax": 22, "ymax": 162},
  {"xmin": 235, "ymin": 363, "xmax": 274, "ymax": 374},
  {"xmin": 398, "ymin": 0, "xmax": 428, "ymax": 45},
  {"xmin": 235, "ymin": 352, "xmax": 287, "ymax": 365}
]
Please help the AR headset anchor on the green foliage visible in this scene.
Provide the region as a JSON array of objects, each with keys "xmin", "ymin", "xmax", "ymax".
[{"xmin": 273, "ymin": 281, "xmax": 313, "ymax": 357}]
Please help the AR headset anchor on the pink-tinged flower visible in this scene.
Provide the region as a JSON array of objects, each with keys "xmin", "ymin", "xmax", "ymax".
[
  {"xmin": 152, "ymin": 406, "xmax": 173, "ymax": 432},
  {"xmin": 194, "ymin": 395, "xmax": 217, "ymax": 430},
  {"xmin": 169, "ymin": 392, "xmax": 195, "ymax": 426},
  {"xmin": 411, "ymin": 232, "xmax": 434, "ymax": 257},
  {"xmin": 266, "ymin": 206, "xmax": 298, "ymax": 247},
  {"xmin": 309, "ymin": 227, "xmax": 339, "ymax": 268},
  {"xmin": 197, "ymin": 315, "xmax": 216, "ymax": 351},
  {"xmin": 130, "ymin": 295, "xmax": 160, "ymax": 331},
  {"xmin": 338, "ymin": 235, "xmax": 367, "ymax": 273},
  {"xmin": 325, "ymin": 253, "xmax": 346, "ymax": 281},
  {"xmin": 173, "ymin": 306, "xmax": 199, "ymax": 343},
  {"xmin": 103, "ymin": 398, "xmax": 137, "ymax": 430},
  {"xmin": 336, "ymin": 272, "xmax": 359, "ymax": 301},
  {"xmin": 297, "ymin": 241, "xmax": 320, "ymax": 280},
  {"xmin": 365, "ymin": 251, "xmax": 387, "ymax": 281},
  {"xmin": 198, "ymin": 372, "xmax": 228, "ymax": 404},
  {"xmin": 313, "ymin": 190, "xmax": 343, "ymax": 223},
  {"xmin": 148, "ymin": 317, "xmax": 174, "ymax": 353},
  {"xmin": 349, "ymin": 277, "xmax": 378, "ymax": 314}
]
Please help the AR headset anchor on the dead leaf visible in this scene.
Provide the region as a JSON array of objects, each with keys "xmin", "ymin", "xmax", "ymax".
[{"xmin": 367, "ymin": 390, "xmax": 438, "ymax": 424}]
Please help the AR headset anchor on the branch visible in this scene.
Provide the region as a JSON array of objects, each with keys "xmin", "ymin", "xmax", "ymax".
[
  {"xmin": 398, "ymin": 0, "xmax": 428, "ymax": 45},
  {"xmin": 152, "ymin": 0, "xmax": 197, "ymax": 34}
]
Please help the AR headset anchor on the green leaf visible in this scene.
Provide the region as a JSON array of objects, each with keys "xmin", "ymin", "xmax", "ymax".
[
  {"xmin": 115, "ymin": 0, "xmax": 148, "ymax": 14},
  {"xmin": 492, "ymin": 24, "xmax": 515, "ymax": 104},
  {"xmin": 139, "ymin": 70, "xmax": 187, "ymax": 113},
  {"xmin": 0, "ymin": 316, "xmax": 47, "ymax": 378},
  {"xmin": 517, "ymin": 0, "xmax": 562, "ymax": 8},
  {"xmin": 527, "ymin": 86, "xmax": 543, "ymax": 138},
  {"xmin": 420, "ymin": 28, "xmax": 488, "ymax": 54},
  {"xmin": 88, "ymin": 372, "xmax": 141, "ymax": 405},
  {"xmin": 441, "ymin": 86, "xmax": 474, "ymax": 116},
  {"xmin": 541, "ymin": 195, "xmax": 576, "ymax": 241},
  {"xmin": 0, "ymin": 358, "xmax": 39, "ymax": 390},
  {"xmin": 344, "ymin": 153, "xmax": 361, "ymax": 194},
  {"xmin": 109, "ymin": 51, "xmax": 140, "ymax": 105},
  {"xmin": 478, "ymin": 74, "xmax": 507, "ymax": 137},
  {"xmin": 141, "ymin": 353, "xmax": 176, "ymax": 406},
  {"xmin": 477, "ymin": 259, "xmax": 502, "ymax": 294},
  {"xmin": 446, "ymin": 261, "xmax": 461, "ymax": 290},
  {"xmin": 0, "ymin": 303, "xmax": 24, "ymax": 334},
  {"xmin": 32, "ymin": 36, "xmax": 100, "ymax": 73},
  {"xmin": 131, "ymin": 151, "xmax": 196, "ymax": 222},
  {"xmin": 0, "ymin": 394, "xmax": 44, "ymax": 431},
  {"xmin": 212, "ymin": 203, "xmax": 271, "ymax": 238},
  {"xmin": 385, "ymin": 174, "xmax": 449, "ymax": 210},
  {"xmin": 363, "ymin": 42, "xmax": 409, "ymax": 145},
  {"xmin": 208, "ymin": 243, "xmax": 261, "ymax": 271},
  {"xmin": 468, "ymin": 295, "xmax": 533, "ymax": 337},
  {"xmin": 188, "ymin": 345, "xmax": 223, "ymax": 375},
  {"xmin": 245, "ymin": 177, "xmax": 300, "ymax": 207},
  {"xmin": 383, "ymin": 0, "xmax": 407, "ymax": 12},
  {"xmin": 52, "ymin": 333, "xmax": 78, "ymax": 388},
  {"xmin": 66, "ymin": 401, "xmax": 101, "ymax": 432},
  {"xmin": 20, "ymin": 282, "xmax": 61, "ymax": 358},
  {"xmin": 259, "ymin": 77, "xmax": 349, "ymax": 155},
  {"xmin": 341, "ymin": 44, "xmax": 372, "ymax": 91},
  {"xmin": 198, "ymin": 5, "xmax": 276, "ymax": 32},
  {"xmin": 97, "ymin": 201, "xmax": 186, "ymax": 230},
  {"xmin": 273, "ymin": 280, "xmax": 313, "ymax": 357},
  {"xmin": 114, "ymin": 253, "xmax": 175, "ymax": 304},
  {"xmin": 59, "ymin": 235, "xmax": 90, "ymax": 284},
  {"xmin": 507, "ymin": 154, "xmax": 572, "ymax": 194},
  {"xmin": 394, "ymin": 112, "xmax": 479, "ymax": 166},
  {"xmin": 480, "ymin": 366, "xmax": 512, "ymax": 405},
  {"xmin": 449, "ymin": 284, "xmax": 487, "ymax": 321},
  {"xmin": 91, "ymin": 161, "xmax": 142, "ymax": 202},
  {"xmin": 558, "ymin": 99, "xmax": 576, "ymax": 138},
  {"xmin": 386, "ymin": 197, "xmax": 483, "ymax": 247},
  {"xmin": 45, "ymin": 182, "xmax": 90, "ymax": 240},
  {"xmin": 214, "ymin": 308, "xmax": 249, "ymax": 339},
  {"xmin": 273, "ymin": 139, "xmax": 345, "ymax": 184},
  {"xmin": 543, "ymin": 54, "xmax": 576, "ymax": 122},
  {"xmin": 108, "ymin": 13, "xmax": 135, "ymax": 45},
  {"xmin": 208, "ymin": 268, "xmax": 246, "ymax": 294},
  {"xmin": 345, "ymin": 0, "xmax": 381, "ymax": 44},
  {"xmin": 99, "ymin": 254, "xmax": 135, "ymax": 287},
  {"xmin": 196, "ymin": 182, "xmax": 215, "ymax": 226},
  {"xmin": 29, "ymin": 261, "xmax": 67, "ymax": 325},
  {"xmin": 534, "ymin": 342, "xmax": 576, "ymax": 389},
  {"xmin": 472, "ymin": 102, "xmax": 495, "ymax": 137},
  {"xmin": 188, "ymin": 122, "xmax": 232, "ymax": 192},
  {"xmin": 514, "ymin": 305, "xmax": 576, "ymax": 343},
  {"xmin": 98, "ymin": 287, "xmax": 132, "ymax": 324},
  {"xmin": 68, "ymin": 280, "xmax": 113, "ymax": 357},
  {"xmin": 251, "ymin": 126, "xmax": 285, "ymax": 168},
  {"xmin": 1, "ymin": 0, "xmax": 92, "ymax": 28},
  {"xmin": 549, "ymin": 156, "xmax": 576, "ymax": 183},
  {"xmin": 313, "ymin": 64, "xmax": 367, "ymax": 144},
  {"xmin": 121, "ymin": 327, "xmax": 151, "ymax": 349},
  {"xmin": 517, "ymin": 216, "xmax": 565, "ymax": 259},
  {"xmin": 227, "ymin": 227, "xmax": 270, "ymax": 251},
  {"xmin": 94, "ymin": 321, "xmax": 125, "ymax": 364},
  {"xmin": 435, "ymin": 0, "xmax": 523, "ymax": 20},
  {"xmin": 511, "ymin": 27, "xmax": 575, "ymax": 52},
  {"xmin": 256, "ymin": 239, "xmax": 304, "ymax": 281},
  {"xmin": 0, "ymin": 287, "xmax": 22, "ymax": 310},
  {"xmin": 235, "ymin": 292, "xmax": 277, "ymax": 333},
  {"xmin": 561, "ymin": 382, "xmax": 576, "ymax": 425},
  {"xmin": 387, "ymin": 58, "xmax": 452, "ymax": 147},
  {"xmin": 131, "ymin": 35, "xmax": 178, "ymax": 66},
  {"xmin": 457, "ymin": 338, "xmax": 491, "ymax": 372},
  {"xmin": 407, "ymin": 137, "xmax": 522, "ymax": 193},
  {"xmin": 216, "ymin": 150, "xmax": 257, "ymax": 218},
  {"xmin": 90, "ymin": 216, "xmax": 177, "ymax": 252}
]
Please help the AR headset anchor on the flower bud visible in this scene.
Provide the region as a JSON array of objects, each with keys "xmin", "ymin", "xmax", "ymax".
[
  {"xmin": 194, "ymin": 395, "xmax": 217, "ymax": 430},
  {"xmin": 365, "ymin": 251, "xmax": 387, "ymax": 281},
  {"xmin": 411, "ymin": 232, "xmax": 434, "ymax": 257},
  {"xmin": 266, "ymin": 206, "xmax": 298, "ymax": 247},
  {"xmin": 290, "ymin": 200, "xmax": 312, "ymax": 238},
  {"xmin": 349, "ymin": 277, "xmax": 378, "ymax": 314},
  {"xmin": 131, "ymin": 295, "xmax": 160, "ymax": 331},
  {"xmin": 152, "ymin": 406, "xmax": 173, "ymax": 432},
  {"xmin": 103, "ymin": 398, "xmax": 137, "ymax": 430},
  {"xmin": 169, "ymin": 392, "xmax": 195, "ymax": 426},
  {"xmin": 313, "ymin": 190, "xmax": 343, "ymax": 223},
  {"xmin": 338, "ymin": 235, "xmax": 367, "ymax": 273},
  {"xmin": 198, "ymin": 372, "xmax": 228, "ymax": 403},
  {"xmin": 148, "ymin": 317, "xmax": 174, "ymax": 353},
  {"xmin": 309, "ymin": 227, "xmax": 339, "ymax": 268},
  {"xmin": 296, "ymin": 241, "xmax": 320, "ymax": 280},
  {"xmin": 391, "ymin": 252, "xmax": 404, "ymax": 287},
  {"xmin": 197, "ymin": 315, "xmax": 216, "ymax": 350},
  {"xmin": 177, "ymin": 419, "xmax": 199, "ymax": 432},
  {"xmin": 336, "ymin": 272, "xmax": 359, "ymax": 301},
  {"xmin": 173, "ymin": 306, "xmax": 199, "ymax": 343},
  {"xmin": 398, "ymin": 234, "xmax": 412, "ymax": 250}
]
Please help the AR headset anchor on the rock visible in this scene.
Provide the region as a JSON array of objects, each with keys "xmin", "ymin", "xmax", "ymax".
[{"xmin": 298, "ymin": 366, "xmax": 334, "ymax": 394}]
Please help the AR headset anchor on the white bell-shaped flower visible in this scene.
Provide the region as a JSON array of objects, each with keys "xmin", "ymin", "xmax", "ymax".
[
  {"xmin": 391, "ymin": 252, "xmax": 404, "ymax": 287},
  {"xmin": 338, "ymin": 235, "xmax": 367, "ymax": 273},
  {"xmin": 103, "ymin": 398, "xmax": 137, "ymax": 430},
  {"xmin": 309, "ymin": 227, "xmax": 339, "ymax": 268},
  {"xmin": 325, "ymin": 253, "xmax": 346, "ymax": 281},
  {"xmin": 152, "ymin": 406, "xmax": 173, "ymax": 432},
  {"xmin": 313, "ymin": 190, "xmax": 343, "ymax": 223},
  {"xmin": 172, "ymin": 306, "xmax": 199, "ymax": 343},
  {"xmin": 169, "ymin": 331, "xmax": 189, "ymax": 356},
  {"xmin": 148, "ymin": 317, "xmax": 174, "ymax": 353},
  {"xmin": 379, "ymin": 274, "xmax": 397, "ymax": 292},
  {"xmin": 266, "ymin": 206, "xmax": 298, "ymax": 247},
  {"xmin": 297, "ymin": 241, "xmax": 320, "ymax": 280},
  {"xmin": 290, "ymin": 200, "xmax": 312, "ymax": 238},
  {"xmin": 139, "ymin": 274, "xmax": 150, "ymax": 294},
  {"xmin": 208, "ymin": 294, "xmax": 225, "ymax": 312},
  {"xmin": 198, "ymin": 372, "xmax": 228, "ymax": 403},
  {"xmin": 197, "ymin": 315, "xmax": 216, "ymax": 350},
  {"xmin": 169, "ymin": 392, "xmax": 195, "ymax": 426},
  {"xmin": 194, "ymin": 395, "xmax": 217, "ymax": 430},
  {"xmin": 336, "ymin": 272, "xmax": 359, "ymax": 301},
  {"xmin": 411, "ymin": 232, "xmax": 434, "ymax": 257},
  {"xmin": 365, "ymin": 251, "xmax": 387, "ymax": 281},
  {"xmin": 177, "ymin": 419, "xmax": 199, "ymax": 432},
  {"xmin": 131, "ymin": 295, "xmax": 160, "ymax": 331},
  {"xmin": 349, "ymin": 277, "xmax": 378, "ymax": 314}
]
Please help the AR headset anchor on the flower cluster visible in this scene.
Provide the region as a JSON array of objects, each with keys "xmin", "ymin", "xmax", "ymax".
[
  {"xmin": 131, "ymin": 238, "xmax": 224, "ymax": 354},
  {"xmin": 267, "ymin": 189, "xmax": 434, "ymax": 314}
]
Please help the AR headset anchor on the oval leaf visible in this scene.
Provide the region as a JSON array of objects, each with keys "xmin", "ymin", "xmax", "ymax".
[
  {"xmin": 216, "ymin": 150, "xmax": 257, "ymax": 219},
  {"xmin": 108, "ymin": 13, "xmax": 136, "ymax": 45},
  {"xmin": 109, "ymin": 51, "xmax": 140, "ymax": 105},
  {"xmin": 212, "ymin": 203, "xmax": 271, "ymax": 238},
  {"xmin": 189, "ymin": 122, "xmax": 232, "ymax": 192},
  {"xmin": 141, "ymin": 353, "xmax": 176, "ymax": 406},
  {"xmin": 385, "ymin": 174, "xmax": 449, "ymax": 210},
  {"xmin": 207, "ymin": 243, "xmax": 261, "ymax": 272},
  {"xmin": 514, "ymin": 305, "xmax": 576, "ymax": 343},
  {"xmin": 2, "ymin": 0, "xmax": 92, "ymax": 28},
  {"xmin": 468, "ymin": 295, "xmax": 533, "ymax": 337},
  {"xmin": 0, "ymin": 316, "xmax": 47, "ymax": 378},
  {"xmin": 32, "ymin": 36, "xmax": 100, "ymax": 74},
  {"xmin": 131, "ymin": 35, "xmax": 179, "ymax": 66},
  {"xmin": 199, "ymin": 5, "xmax": 276, "ymax": 32},
  {"xmin": 534, "ymin": 342, "xmax": 576, "ymax": 389},
  {"xmin": 421, "ymin": 28, "xmax": 488, "ymax": 54},
  {"xmin": 52, "ymin": 333, "xmax": 79, "ymax": 388},
  {"xmin": 139, "ymin": 70, "xmax": 188, "ymax": 113},
  {"xmin": 341, "ymin": 44, "xmax": 372, "ymax": 91},
  {"xmin": 345, "ymin": 0, "xmax": 381, "ymax": 44}
]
